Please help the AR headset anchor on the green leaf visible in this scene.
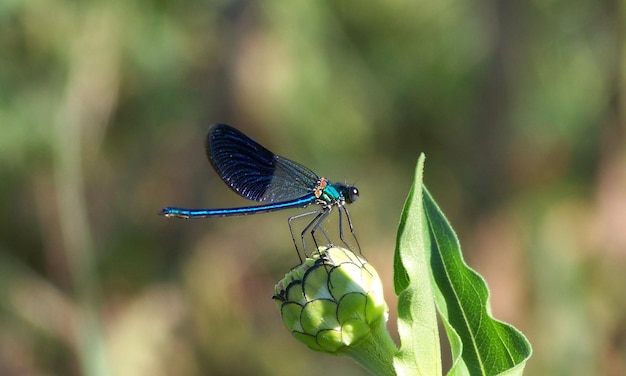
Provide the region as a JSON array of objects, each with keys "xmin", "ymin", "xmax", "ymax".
[
  {"xmin": 393, "ymin": 155, "xmax": 532, "ymax": 376},
  {"xmin": 424, "ymin": 187, "xmax": 532, "ymax": 375},
  {"xmin": 393, "ymin": 154, "xmax": 441, "ymax": 376}
]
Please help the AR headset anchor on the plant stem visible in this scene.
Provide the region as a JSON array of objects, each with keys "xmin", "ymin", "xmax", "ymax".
[{"xmin": 344, "ymin": 319, "xmax": 398, "ymax": 376}]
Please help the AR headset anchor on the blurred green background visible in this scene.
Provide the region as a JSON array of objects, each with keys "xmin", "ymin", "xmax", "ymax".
[{"xmin": 1, "ymin": 0, "xmax": 625, "ymax": 375}]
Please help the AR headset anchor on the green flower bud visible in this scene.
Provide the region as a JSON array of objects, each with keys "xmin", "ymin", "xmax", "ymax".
[{"xmin": 274, "ymin": 247, "xmax": 390, "ymax": 355}]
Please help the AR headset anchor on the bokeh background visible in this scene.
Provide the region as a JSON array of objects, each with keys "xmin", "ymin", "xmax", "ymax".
[{"xmin": 1, "ymin": 0, "xmax": 625, "ymax": 375}]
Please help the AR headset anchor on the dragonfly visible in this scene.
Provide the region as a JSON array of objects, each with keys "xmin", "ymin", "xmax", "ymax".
[{"xmin": 158, "ymin": 123, "xmax": 361, "ymax": 262}]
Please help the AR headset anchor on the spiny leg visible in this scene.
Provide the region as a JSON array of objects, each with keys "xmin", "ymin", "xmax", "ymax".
[
  {"xmin": 334, "ymin": 206, "xmax": 367, "ymax": 270},
  {"xmin": 299, "ymin": 208, "xmax": 332, "ymax": 256},
  {"xmin": 307, "ymin": 207, "xmax": 333, "ymax": 250},
  {"xmin": 339, "ymin": 206, "xmax": 363, "ymax": 257},
  {"xmin": 288, "ymin": 209, "xmax": 324, "ymax": 261},
  {"xmin": 309, "ymin": 207, "xmax": 349, "ymax": 266},
  {"xmin": 306, "ymin": 207, "xmax": 340, "ymax": 274}
]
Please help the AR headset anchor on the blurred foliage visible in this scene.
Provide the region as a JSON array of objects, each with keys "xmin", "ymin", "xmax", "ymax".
[{"xmin": 0, "ymin": 0, "xmax": 625, "ymax": 375}]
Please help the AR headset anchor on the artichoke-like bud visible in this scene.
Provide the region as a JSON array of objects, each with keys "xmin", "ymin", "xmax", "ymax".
[{"xmin": 274, "ymin": 247, "xmax": 396, "ymax": 375}]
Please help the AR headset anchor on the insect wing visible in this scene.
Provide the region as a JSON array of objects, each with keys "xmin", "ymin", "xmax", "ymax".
[{"xmin": 207, "ymin": 124, "xmax": 320, "ymax": 203}]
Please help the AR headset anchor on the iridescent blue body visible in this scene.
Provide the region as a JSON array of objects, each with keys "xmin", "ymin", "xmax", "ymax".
[{"xmin": 159, "ymin": 123, "xmax": 360, "ymax": 261}]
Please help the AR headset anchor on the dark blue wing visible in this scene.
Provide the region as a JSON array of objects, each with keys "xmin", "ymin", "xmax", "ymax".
[{"xmin": 207, "ymin": 124, "xmax": 321, "ymax": 203}]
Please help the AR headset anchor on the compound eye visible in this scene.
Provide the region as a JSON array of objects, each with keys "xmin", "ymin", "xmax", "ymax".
[{"xmin": 348, "ymin": 187, "xmax": 359, "ymax": 203}]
